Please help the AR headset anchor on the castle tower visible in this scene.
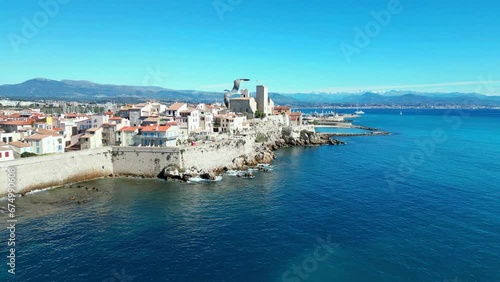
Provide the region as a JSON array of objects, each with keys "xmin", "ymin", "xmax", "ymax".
[{"xmin": 256, "ymin": 85, "xmax": 268, "ymax": 114}]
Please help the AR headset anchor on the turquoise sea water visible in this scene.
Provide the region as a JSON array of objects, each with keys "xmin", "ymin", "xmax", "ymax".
[{"xmin": 1, "ymin": 109, "xmax": 500, "ymax": 281}]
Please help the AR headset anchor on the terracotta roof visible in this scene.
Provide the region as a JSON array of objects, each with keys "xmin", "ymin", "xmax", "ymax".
[
  {"xmin": 0, "ymin": 147, "xmax": 13, "ymax": 151},
  {"xmin": 37, "ymin": 128, "xmax": 62, "ymax": 137},
  {"xmin": 166, "ymin": 121, "xmax": 178, "ymax": 126},
  {"xmin": 119, "ymin": 126, "xmax": 139, "ymax": 132},
  {"xmin": 290, "ymin": 112, "xmax": 302, "ymax": 116},
  {"xmin": 9, "ymin": 141, "xmax": 31, "ymax": 148},
  {"xmin": 0, "ymin": 120, "xmax": 33, "ymax": 126},
  {"xmin": 167, "ymin": 103, "xmax": 187, "ymax": 111},
  {"xmin": 140, "ymin": 125, "xmax": 171, "ymax": 132},
  {"xmin": 86, "ymin": 127, "xmax": 101, "ymax": 132},
  {"xmin": 104, "ymin": 111, "xmax": 114, "ymax": 115},
  {"xmin": 274, "ymin": 106, "xmax": 291, "ymax": 111},
  {"xmin": 25, "ymin": 134, "xmax": 50, "ymax": 141}
]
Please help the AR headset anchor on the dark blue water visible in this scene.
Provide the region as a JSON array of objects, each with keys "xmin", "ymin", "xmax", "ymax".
[{"xmin": 1, "ymin": 109, "xmax": 500, "ymax": 282}]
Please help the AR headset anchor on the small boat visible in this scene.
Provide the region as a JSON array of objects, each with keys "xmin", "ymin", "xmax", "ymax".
[
  {"xmin": 400, "ymin": 111, "xmax": 403, "ymax": 115},
  {"xmin": 355, "ymin": 110, "xmax": 365, "ymax": 115},
  {"xmin": 237, "ymin": 172, "xmax": 255, "ymax": 179}
]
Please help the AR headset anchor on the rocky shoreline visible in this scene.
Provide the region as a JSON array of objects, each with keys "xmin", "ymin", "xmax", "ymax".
[{"xmin": 161, "ymin": 130, "xmax": 345, "ymax": 182}]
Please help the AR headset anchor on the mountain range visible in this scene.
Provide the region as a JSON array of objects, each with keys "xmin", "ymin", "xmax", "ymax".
[{"xmin": 1, "ymin": 78, "xmax": 499, "ymax": 106}]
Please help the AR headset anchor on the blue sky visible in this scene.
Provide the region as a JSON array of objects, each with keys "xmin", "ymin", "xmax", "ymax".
[{"xmin": 1, "ymin": 0, "xmax": 500, "ymax": 94}]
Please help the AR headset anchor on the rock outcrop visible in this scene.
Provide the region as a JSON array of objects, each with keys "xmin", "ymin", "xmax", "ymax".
[
  {"xmin": 162, "ymin": 125, "xmax": 345, "ymax": 181},
  {"xmin": 162, "ymin": 123, "xmax": 345, "ymax": 182}
]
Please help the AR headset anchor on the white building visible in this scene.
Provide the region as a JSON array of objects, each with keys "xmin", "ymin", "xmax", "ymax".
[
  {"xmin": 90, "ymin": 114, "xmax": 109, "ymax": 128},
  {"xmin": 75, "ymin": 117, "xmax": 92, "ymax": 133},
  {"xmin": 138, "ymin": 124, "xmax": 179, "ymax": 147},
  {"xmin": 214, "ymin": 114, "xmax": 247, "ymax": 134},
  {"xmin": 9, "ymin": 141, "xmax": 33, "ymax": 155},
  {"xmin": 0, "ymin": 147, "xmax": 15, "ymax": 161},
  {"xmin": 116, "ymin": 127, "xmax": 139, "ymax": 146},
  {"xmin": 175, "ymin": 108, "xmax": 200, "ymax": 136},
  {"xmin": 166, "ymin": 103, "xmax": 188, "ymax": 117},
  {"xmin": 24, "ymin": 133, "xmax": 64, "ymax": 155},
  {"xmin": 79, "ymin": 128, "xmax": 103, "ymax": 150}
]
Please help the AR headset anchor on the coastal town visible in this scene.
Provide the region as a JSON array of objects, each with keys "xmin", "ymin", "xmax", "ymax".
[{"xmin": 0, "ymin": 84, "xmax": 299, "ymax": 161}]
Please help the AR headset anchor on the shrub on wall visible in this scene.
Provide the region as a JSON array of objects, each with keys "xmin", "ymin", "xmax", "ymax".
[{"xmin": 21, "ymin": 152, "xmax": 38, "ymax": 158}]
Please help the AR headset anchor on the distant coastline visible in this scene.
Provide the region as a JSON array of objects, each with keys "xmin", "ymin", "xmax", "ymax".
[{"xmin": 1, "ymin": 78, "xmax": 499, "ymax": 108}]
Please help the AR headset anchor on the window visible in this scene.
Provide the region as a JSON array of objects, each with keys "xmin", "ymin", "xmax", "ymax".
[
  {"xmin": 0, "ymin": 153, "xmax": 2, "ymax": 158},
  {"xmin": 5, "ymin": 152, "xmax": 9, "ymax": 157}
]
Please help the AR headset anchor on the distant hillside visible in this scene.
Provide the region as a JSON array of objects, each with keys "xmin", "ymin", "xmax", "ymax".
[
  {"xmin": 0, "ymin": 79, "xmax": 499, "ymax": 106},
  {"xmin": 0, "ymin": 78, "xmax": 297, "ymax": 105},
  {"xmin": 287, "ymin": 92, "xmax": 500, "ymax": 106}
]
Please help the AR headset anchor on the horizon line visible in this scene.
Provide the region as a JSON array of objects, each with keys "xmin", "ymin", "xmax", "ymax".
[{"xmin": 2, "ymin": 77, "xmax": 500, "ymax": 96}]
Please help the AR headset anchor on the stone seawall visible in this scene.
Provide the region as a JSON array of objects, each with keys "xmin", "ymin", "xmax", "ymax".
[
  {"xmin": 0, "ymin": 120, "xmax": 349, "ymax": 196},
  {"xmin": 112, "ymin": 147, "xmax": 181, "ymax": 177},
  {"xmin": 0, "ymin": 147, "xmax": 182, "ymax": 196},
  {"xmin": 0, "ymin": 148, "xmax": 113, "ymax": 196}
]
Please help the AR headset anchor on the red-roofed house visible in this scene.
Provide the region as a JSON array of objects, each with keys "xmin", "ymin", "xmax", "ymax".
[
  {"xmin": 138, "ymin": 124, "xmax": 179, "ymax": 147},
  {"xmin": 117, "ymin": 127, "xmax": 139, "ymax": 146},
  {"xmin": 166, "ymin": 103, "xmax": 188, "ymax": 117},
  {"xmin": 0, "ymin": 120, "xmax": 33, "ymax": 132},
  {"xmin": 24, "ymin": 132, "xmax": 64, "ymax": 154},
  {"xmin": 289, "ymin": 112, "xmax": 303, "ymax": 126},
  {"xmin": 274, "ymin": 106, "xmax": 291, "ymax": 115}
]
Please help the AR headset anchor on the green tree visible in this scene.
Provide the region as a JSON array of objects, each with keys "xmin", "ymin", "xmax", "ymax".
[{"xmin": 254, "ymin": 111, "xmax": 266, "ymax": 119}]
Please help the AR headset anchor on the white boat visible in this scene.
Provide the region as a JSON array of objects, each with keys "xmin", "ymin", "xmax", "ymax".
[
  {"xmin": 225, "ymin": 170, "xmax": 240, "ymax": 176},
  {"xmin": 400, "ymin": 111, "xmax": 403, "ymax": 115},
  {"xmin": 355, "ymin": 110, "xmax": 365, "ymax": 115}
]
